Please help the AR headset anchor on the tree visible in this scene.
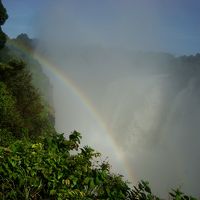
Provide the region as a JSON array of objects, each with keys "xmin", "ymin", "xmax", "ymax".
[
  {"xmin": 0, "ymin": 0, "xmax": 8, "ymax": 49},
  {"xmin": 0, "ymin": 0, "xmax": 8, "ymax": 25},
  {"xmin": 0, "ymin": 59, "xmax": 55, "ymax": 140},
  {"xmin": 0, "ymin": 81, "xmax": 24, "ymax": 145}
]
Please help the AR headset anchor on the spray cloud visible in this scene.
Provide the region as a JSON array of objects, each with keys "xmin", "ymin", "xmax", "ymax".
[{"xmin": 36, "ymin": 0, "xmax": 200, "ymax": 197}]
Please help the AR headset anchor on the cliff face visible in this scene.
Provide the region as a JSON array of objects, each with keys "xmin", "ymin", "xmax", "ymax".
[{"xmin": 2, "ymin": 34, "xmax": 55, "ymax": 125}]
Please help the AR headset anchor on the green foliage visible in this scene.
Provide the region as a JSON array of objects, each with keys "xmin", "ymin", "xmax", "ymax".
[
  {"xmin": 0, "ymin": 0, "xmax": 54, "ymax": 145},
  {"xmin": 169, "ymin": 189, "xmax": 197, "ymax": 200},
  {"xmin": 0, "ymin": 128, "xmax": 16, "ymax": 147},
  {"xmin": 0, "ymin": 130, "xmax": 198, "ymax": 200},
  {"xmin": 126, "ymin": 181, "xmax": 197, "ymax": 200},
  {"xmin": 0, "ymin": 60, "xmax": 55, "ymax": 143},
  {"xmin": 0, "ymin": 131, "xmax": 129, "ymax": 199},
  {"xmin": 0, "ymin": 0, "xmax": 8, "ymax": 49},
  {"xmin": 0, "ymin": 0, "xmax": 8, "ymax": 25},
  {"xmin": 127, "ymin": 181, "xmax": 159, "ymax": 200},
  {"xmin": 0, "ymin": 81, "xmax": 24, "ymax": 139},
  {"xmin": 7, "ymin": 34, "xmax": 55, "ymax": 109},
  {"xmin": 4, "ymin": 36, "xmax": 56, "ymax": 128},
  {"xmin": 0, "ymin": 27, "xmax": 7, "ymax": 49}
]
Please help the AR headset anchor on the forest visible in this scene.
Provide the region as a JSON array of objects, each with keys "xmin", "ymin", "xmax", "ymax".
[{"xmin": 0, "ymin": 1, "xmax": 198, "ymax": 199}]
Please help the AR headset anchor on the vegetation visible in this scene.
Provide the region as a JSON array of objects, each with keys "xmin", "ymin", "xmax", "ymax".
[
  {"xmin": 0, "ymin": 1, "xmax": 198, "ymax": 199},
  {"xmin": 0, "ymin": 59, "xmax": 55, "ymax": 143},
  {"xmin": 0, "ymin": 130, "xmax": 197, "ymax": 200},
  {"xmin": 0, "ymin": 0, "xmax": 8, "ymax": 49},
  {"xmin": 6, "ymin": 33, "xmax": 55, "ymax": 108},
  {"xmin": 0, "ymin": 131, "xmax": 129, "ymax": 199},
  {"xmin": 0, "ymin": 130, "xmax": 197, "ymax": 199}
]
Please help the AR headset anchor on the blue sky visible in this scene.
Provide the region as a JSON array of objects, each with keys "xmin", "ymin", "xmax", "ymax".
[
  {"xmin": 2, "ymin": 0, "xmax": 45, "ymax": 37},
  {"xmin": 2, "ymin": 0, "xmax": 200, "ymax": 55}
]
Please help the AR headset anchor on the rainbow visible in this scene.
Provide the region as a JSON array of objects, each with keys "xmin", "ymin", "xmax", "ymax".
[{"xmin": 7, "ymin": 39, "xmax": 135, "ymax": 183}]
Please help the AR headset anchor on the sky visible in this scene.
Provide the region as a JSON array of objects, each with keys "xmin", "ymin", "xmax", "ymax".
[
  {"xmin": 2, "ymin": 0, "xmax": 200, "ymax": 55},
  {"xmin": 2, "ymin": 1, "xmax": 200, "ymax": 197}
]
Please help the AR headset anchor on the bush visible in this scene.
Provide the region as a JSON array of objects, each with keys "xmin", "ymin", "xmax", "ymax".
[{"xmin": 0, "ymin": 131, "xmax": 129, "ymax": 199}]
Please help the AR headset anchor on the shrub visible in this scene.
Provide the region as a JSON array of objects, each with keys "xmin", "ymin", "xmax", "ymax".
[{"xmin": 0, "ymin": 131, "xmax": 129, "ymax": 199}]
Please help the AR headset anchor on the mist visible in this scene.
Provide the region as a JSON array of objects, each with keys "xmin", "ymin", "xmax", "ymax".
[{"xmin": 36, "ymin": 0, "xmax": 200, "ymax": 197}]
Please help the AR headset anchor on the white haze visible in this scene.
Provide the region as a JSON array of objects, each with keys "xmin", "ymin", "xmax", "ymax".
[{"xmin": 36, "ymin": 1, "xmax": 200, "ymax": 197}]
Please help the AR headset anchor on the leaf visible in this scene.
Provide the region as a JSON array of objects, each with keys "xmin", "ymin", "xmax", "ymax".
[
  {"xmin": 106, "ymin": 187, "xmax": 110, "ymax": 195},
  {"xmin": 50, "ymin": 189, "xmax": 56, "ymax": 195},
  {"xmin": 89, "ymin": 179, "xmax": 95, "ymax": 189},
  {"xmin": 83, "ymin": 177, "xmax": 90, "ymax": 185},
  {"xmin": 57, "ymin": 172, "xmax": 63, "ymax": 180}
]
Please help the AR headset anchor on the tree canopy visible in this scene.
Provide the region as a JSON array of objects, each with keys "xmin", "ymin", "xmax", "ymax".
[{"xmin": 0, "ymin": 0, "xmax": 8, "ymax": 49}]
